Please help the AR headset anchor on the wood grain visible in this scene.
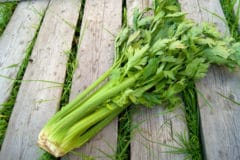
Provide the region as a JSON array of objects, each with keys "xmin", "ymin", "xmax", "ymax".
[
  {"xmin": 63, "ymin": 0, "xmax": 122, "ymax": 159},
  {"xmin": 127, "ymin": 1, "xmax": 187, "ymax": 160},
  {"xmin": 179, "ymin": 0, "xmax": 240, "ymax": 159},
  {"xmin": 0, "ymin": 0, "xmax": 81, "ymax": 159},
  {"xmin": 131, "ymin": 106, "xmax": 187, "ymax": 160},
  {"xmin": 0, "ymin": 1, "xmax": 49, "ymax": 106}
]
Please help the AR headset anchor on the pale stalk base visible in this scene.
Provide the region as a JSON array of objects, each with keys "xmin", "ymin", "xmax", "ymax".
[{"xmin": 38, "ymin": 131, "xmax": 65, "ymax": 157}]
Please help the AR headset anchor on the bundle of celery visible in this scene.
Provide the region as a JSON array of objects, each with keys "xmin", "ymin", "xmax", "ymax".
[{"xmin": 38, "ymin": 0, "xmax": 240, "ymax": 157}]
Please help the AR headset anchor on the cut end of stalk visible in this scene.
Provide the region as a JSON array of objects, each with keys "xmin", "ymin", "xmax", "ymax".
[{"xmin": 38, "ymin": 131, "xmax": 65, "ymax": 157}]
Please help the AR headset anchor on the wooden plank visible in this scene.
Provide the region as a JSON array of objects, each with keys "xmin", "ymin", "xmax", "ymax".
[
  {"xmin": 131, "ymin": 107, "xmax": 187, "ymax": 160},
  {"xmin": 64, "ymin": 0, "xmax": 122, "ymax": 159},
  {"xmin": 0, "ymin": 1, "xmax": 49, "ymax": 106},
  {"xmin": 0, "ymin": 0, "xmax": 81, "ymax": 159},
  {"xmin": 127, "ymin": 1, "xmax": 188, "ymax": 160},
  {"xmin": 179, "ymin": 0, "xmax": 240, "ymax": 159}
]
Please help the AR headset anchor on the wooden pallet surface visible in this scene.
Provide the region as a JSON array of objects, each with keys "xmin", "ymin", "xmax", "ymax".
[{"xmin": 0, "ymin": 0, "xmax": 239, "ymax": 160}]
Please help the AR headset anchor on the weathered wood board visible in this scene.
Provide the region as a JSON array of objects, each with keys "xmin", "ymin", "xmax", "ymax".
[
  {"xmin": 0, "ymin": 0, "xmax": 81, "ymax": 159},
  {"xmin": 130, "ymin": 106, "xmax": 187, "ymax": 160},
  {"xmin": 179, "ymin": 0, "xmax": 240, "ymax": 159},
  {"xmin": 64, "ymin": 0, "xmax": 122, "ymax": 159},
  {"xmin": 127, "ymin": 1, "xmax": 188, "ymax": 160},
  {"xmin": 0, "ymin": 1, "xmax": 49, "ymax": 106}
]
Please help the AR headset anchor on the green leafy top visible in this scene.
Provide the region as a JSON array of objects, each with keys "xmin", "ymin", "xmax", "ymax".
[{"xmin": 112, "ymin": 0, "xmax": 240, "ymax": 108}]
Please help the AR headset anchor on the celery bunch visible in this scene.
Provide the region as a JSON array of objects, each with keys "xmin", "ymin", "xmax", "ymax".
[{"xmin": 38, "ymin": 0, "xmax": 240, "ymax": 157}]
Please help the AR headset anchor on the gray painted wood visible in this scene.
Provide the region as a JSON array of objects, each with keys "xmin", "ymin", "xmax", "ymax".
[
  {"xmin": 127, "ymin": 1, "xmax": 187, "ymax": 160},
  {"xmin": 0, "ymin": 0, "xmax": 81, "ymax": 159},
  {"xmin": 0, "ymin": 1, "xmax": 49, "ymax": 106},
  {"xmin": 131, "ymin": 106, "xmax": 187, "ymax": 160},
  {"xmin": 64, "ymin": 0, "xmax": 122, "ymax": 159},
  {"xmin": 179, "ymin": 0, "xmax": 240, "ymax": 159}
]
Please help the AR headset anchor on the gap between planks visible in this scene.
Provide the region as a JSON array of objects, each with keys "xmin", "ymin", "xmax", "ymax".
[
  {"xmin": 179, "ymin": 0, "xmax": 240, "ymax": 159},
  {"xmin": 0, "ymin": 0, "xmax": 81, "ymax": 159},
  {"xmin": 234, "ymin": 0, "xmax": 240, "ymax": 32},
  {"xmin": 127, "ymin": 1, "xmax": 188, "ymax": 160}
]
